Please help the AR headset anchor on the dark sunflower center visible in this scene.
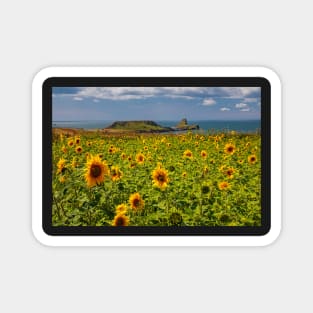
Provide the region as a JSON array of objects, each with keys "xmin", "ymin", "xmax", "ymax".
[
  {"xmin": 91, "ymin": 165, "xmax": 101, "ymax": 178},
  {"xmin": 116, "ymin": 216, "xmax": 125, "ymax": 226},
  {"xmin": 158, "ymin": 175, "xmax": 165, "ymax": 182},
  {"xmin": 228, "ymin": 147, "xmax": 233, "ymax": 152},
  {"xmin": 251, "ymin": 157, "xmax": 255, "ymax": 162},
  {"xmin": 133, "ymin": 199, "xmax": 140, "ymax": 207}
]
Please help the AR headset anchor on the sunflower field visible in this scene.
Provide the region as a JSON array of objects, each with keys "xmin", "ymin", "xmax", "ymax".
[{"xmin": 52, "ymin": 131, "xmax": 261, "ymax": 227}]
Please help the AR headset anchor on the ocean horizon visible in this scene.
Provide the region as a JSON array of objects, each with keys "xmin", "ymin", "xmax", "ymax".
[{"xmin": 52, "ymin": 120, "xmax": 261, "ymax": 133}]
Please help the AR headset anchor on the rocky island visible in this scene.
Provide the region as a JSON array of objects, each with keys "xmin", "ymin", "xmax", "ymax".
[{"xmin": 171, "ymin": 118, "xmax": 199, "ymax": 131}]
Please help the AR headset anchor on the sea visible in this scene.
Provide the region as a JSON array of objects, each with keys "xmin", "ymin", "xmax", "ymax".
[{"xmin": 52, "ymin": 120, "xmax": 261, "ymax": 134}]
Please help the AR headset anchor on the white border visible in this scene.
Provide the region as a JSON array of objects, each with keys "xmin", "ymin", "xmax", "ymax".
[{"xmin": 32, "ymin": 66, "xmax": 281, "ymax": 246}]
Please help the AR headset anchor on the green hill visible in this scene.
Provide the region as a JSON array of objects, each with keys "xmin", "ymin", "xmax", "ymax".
[
  {"xmin": 105, "ymin": 119, "xmax": 199, "ymax": 133},
  {"xmin": 105, "ymin": 120, "xmax": 172, "ymax": 132}
]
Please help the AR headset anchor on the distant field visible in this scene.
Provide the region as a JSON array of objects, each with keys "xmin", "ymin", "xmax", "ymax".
[{"xmin": 52, "ymin": 131, "xmax": 261, "ymax": 227}]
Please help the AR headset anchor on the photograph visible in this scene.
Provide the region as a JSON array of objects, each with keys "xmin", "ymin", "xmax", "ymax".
[{"xmin": 51, "ymin": 86, "xmax": 261, "ymax": 227}]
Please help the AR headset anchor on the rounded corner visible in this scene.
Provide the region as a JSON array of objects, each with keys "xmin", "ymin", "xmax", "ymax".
[
  {"xmin": 259, "ymin": 224, "xmax": 282, "ymax": 247},
  {"xmin": 32, "ymin": 224, "xmax": 54, "ymax": 247},
  {"xmin": 32, "ymin": 67, "xmax": 58, "ymax": 90},
  {"xmin": 257, "ymin": 66, "xmax": 282, "ymax": 88}
]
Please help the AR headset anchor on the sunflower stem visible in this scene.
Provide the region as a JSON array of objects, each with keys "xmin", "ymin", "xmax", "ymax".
[
  {"xmin": 165, "ymin": 189, "xmax": 170, "ymax": 215},
  {"xmin": 53, "ymin": 194, "xmax": 63, "ymax": 220},
  {"xmin": 199, "ymin": 182, "xmax": 203, "ymax": 216}
]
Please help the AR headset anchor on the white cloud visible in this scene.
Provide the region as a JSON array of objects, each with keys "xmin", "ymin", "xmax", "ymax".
[
  {"xmin": 240, "ymin": 108, "xmax": 250, "ymax": 112},
  {"xmin": 238, "ymin": 87, "xmax": 260, "ymax": 96},
  {"xmin": 165, "ymin": 95, "xmax": 195, "ymax": 100},
  {"xmin": 71, "ymin": 86, "xmax": 261, "ymax": 101},
  {"xmin": 235, "ymin": 103, "xmax": 248, "ymax": 109},
  {"xmin": 73, "ymin": 97, "xmax": 83, "ymax": 101},
  {"xmin": 93, "ymin": 99, "xmax": 100, "ymax": 103},
  {"xmin": 78, "ymin": 87, "xmax": 157, "ymax": 100},
  {"xmin": 243, "ymin": 97, "xmax": 257, "ymax": 103},
  {"xmin": 220, "ymin": 87, "xmax": 260, "ymax": 99},
  {"xmin": 220, "ymin": 107, "xmax": 230, "ymax": 111},
  {"xmin": 202, "ymin": 98, "xmax": 216, "ymax": 106}
]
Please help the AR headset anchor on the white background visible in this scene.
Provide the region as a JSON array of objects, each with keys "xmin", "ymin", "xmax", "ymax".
[{"xmin": 0, "ymin": 0, "xmax": 310, "ymax": 312}]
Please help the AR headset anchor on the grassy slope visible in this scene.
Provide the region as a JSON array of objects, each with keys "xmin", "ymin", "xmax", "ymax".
[{"xmin": 106, "ymin": 121, "xmax": 171, "ymax": 131}]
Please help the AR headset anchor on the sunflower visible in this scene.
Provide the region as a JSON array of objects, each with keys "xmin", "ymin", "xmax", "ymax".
[
  {"xmin": 200, "ymin": 150, "xmax": 207, "ymax": 158},
  {"xmin": 238, "ymin": 159, "xmax": 244, "ymax": 165},
  {"xmin": 218, "ymin": 181, "xmax": 230, "ymax": 190},
  {"xmin": 75, "ymin": 146, "xmax": 83, "ymax": 154},
  {"xmin": 75, "ymin": 136, "xmax": 81, "ymax": 145},
  {"xmin": 84, "ymin": 155, "xmax": 109, "ymax": 187},
  {"xmin": 59, "ymin": 175, "xmax": 66, "ymax": 183},
  {"xmin": 203, "ymin": 166, "xmax": 209, "ymax": 175},
  {"xmin": 111, "ymin": 165, "xmax": 123, "ymax": 181},
  {"xmin": 224, "ymin": 143, "xmax": 236, "ymax": 155},
  {"xmin": 112, "ymin": 213, "xmax": 129, "ymax": 226},
  {"xmin": 182, "ymin": 171, "xmax": 187, "ymax": 178},
  {"xmin": 129, "ymin": 192, "xmax": 144, "ymax": 210},
  {"xmin": 169, "ymin": 212, "xmax": 183, "ymax": 226},
  {"xmin": 57, "ymin": 158, "xmax": 66, "ymax": 174},
  {"xmin": 121, "ymin": 153, "xmax": 127, "ymax": 160},
  {"xmin": 219, "ymin": 165, "xmax": 226, "ymax": 172},
  {"xmin": 61, "ymin": 145, "xmax": 67, "ymax": 153},
  {"xmin": 201, "ymin": 184, "xmax": 210, "ymax": 194},
  {"xmin": 248, "ymin": 154, "xmax": 257, "ymax": 164},
  {"xmin": 71, "ymin": 157, "xmax": 78, "ymax": 168},
  {"xmin": 116, "ymin": 204, "xmax": 127, "ymax": 214},
  {"xmin": 152, "ymin": 166, "xmax": 169, "ymax": 190},
  {"xmin": 67, "ymin": 139, "xmax": 74, "ymax": 147},
  {"xmin": 225, "ymin": 167, "xmax": 235, "ymax": 179},
  {"xmin": 169, "ymin": 165, "xmax": 175, "ymax": 172},
  {"xmin": 183, "ymin": 149, "xmax": 193, "ymax": 158},
  {"xmin": 136, "ymin": 153, "xmax": 145, "ymax": 164}
]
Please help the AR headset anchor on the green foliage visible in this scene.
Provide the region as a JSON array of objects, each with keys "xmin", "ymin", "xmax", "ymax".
[{"xmin": 52, "ymin": 131, "xmax": 261, "ymax": 226}]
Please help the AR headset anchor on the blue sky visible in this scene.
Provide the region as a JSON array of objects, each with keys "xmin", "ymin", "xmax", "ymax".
[{"xmin": 52, "ymin": 87, "xmax": 261, "ymax": 121}]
